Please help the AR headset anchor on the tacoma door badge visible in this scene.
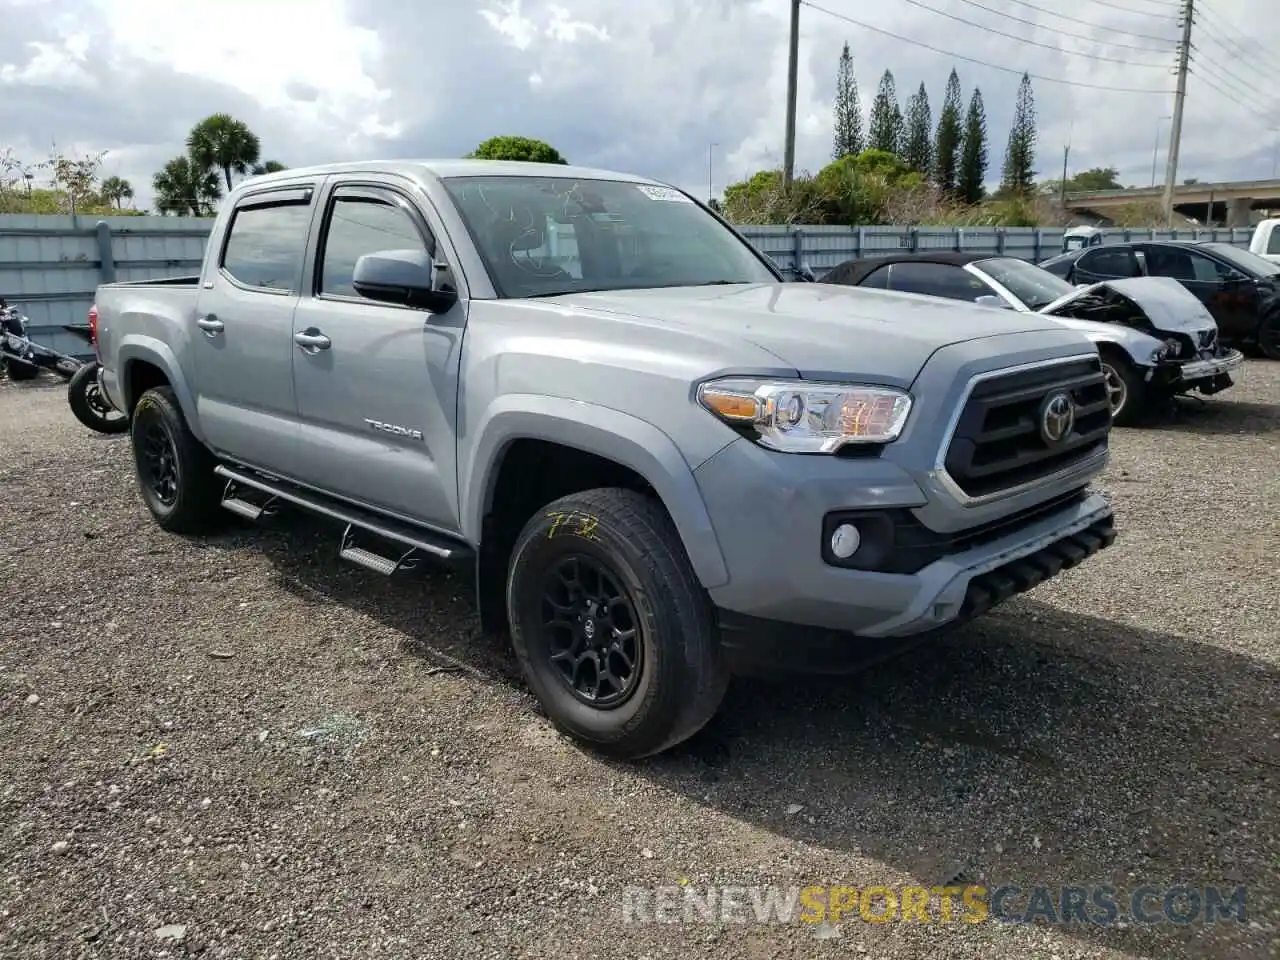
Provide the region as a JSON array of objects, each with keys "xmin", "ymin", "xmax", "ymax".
[{"xmin": 364, "ymin": 418, "xmax": 424, "ymax": 441}]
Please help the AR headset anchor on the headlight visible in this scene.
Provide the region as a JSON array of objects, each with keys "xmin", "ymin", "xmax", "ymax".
[
  {"xmin": 696, "ymin": 377, "xmax": 912, "ymax": 453},
  {"xmin": 1152, "ymin": 337, "xmax": 1182, "ymax": 362}
]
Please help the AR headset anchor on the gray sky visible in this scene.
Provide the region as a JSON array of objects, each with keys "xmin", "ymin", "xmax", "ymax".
[{"xmin": 1, "ymin": 0, "xmax": 1275, "ymax": 209}]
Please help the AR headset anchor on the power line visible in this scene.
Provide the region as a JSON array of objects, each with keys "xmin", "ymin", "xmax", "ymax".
[
  {"xmin": 1193, "ymin": 18, "xmax": 1280, "ymax": 87},
  {"xmin": 1190, "ymin": 67, "xmax": 1280, "ymax": 127},
  {"xmin": 986, "ymin": 0, "xmax": 1177, "ymax": 44},
  {"xmin": 799, "ymin": 2, "xmax": 1172, "ymax": 93},
  {"xmin": 1075, "ymin": 0, "xmax": 1179, "ymax": 21},
  {"xmin": 894, "ymin": 0, "xmax": 1168, "ymax": 67},
  {"xmin": 1191, "ymin": 52, "xmax": 1279, "ymax": 116},
  {"xmin": 947, "ymin": 0, "xmax": 1173, "ymax": 54}
]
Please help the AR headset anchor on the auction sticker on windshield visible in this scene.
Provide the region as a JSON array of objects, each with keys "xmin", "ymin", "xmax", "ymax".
[{"xmin": 635, "ymin": 185, "xmax": 692, "ymax": 202}]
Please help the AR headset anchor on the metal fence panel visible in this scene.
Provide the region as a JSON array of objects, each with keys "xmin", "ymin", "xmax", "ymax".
[{"xmin": 0, "ymin": 214, "xmax": 1257, "ymax": 357}]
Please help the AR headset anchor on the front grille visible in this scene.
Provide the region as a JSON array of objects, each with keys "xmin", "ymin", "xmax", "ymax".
[
  {"xmin": 943, "ymin": 357, "xmax": 1111, "ymax": 500},
  {"xmin": 1198, "ymin": 328, "xmax": 1218, "ymax": 351}
]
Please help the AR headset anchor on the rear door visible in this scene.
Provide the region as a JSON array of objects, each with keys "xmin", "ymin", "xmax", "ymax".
[
  {"xmin": 192, "ymin": 182, "xmax": 320, "ymax": 473},
  {"xmin": 289, "ymin": 176, "xmax": 467, "ymax": 533}
]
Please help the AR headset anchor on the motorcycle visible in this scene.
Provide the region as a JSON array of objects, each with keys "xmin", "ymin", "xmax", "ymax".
[{"xmin": 0, "ymin": 301, "xmax": 129, "ymax": 434}]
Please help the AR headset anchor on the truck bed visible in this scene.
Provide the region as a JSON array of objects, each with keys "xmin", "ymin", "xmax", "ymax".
[{"xmin": 99, "ymin": 276, "xmax": 202, "ymax": 288}]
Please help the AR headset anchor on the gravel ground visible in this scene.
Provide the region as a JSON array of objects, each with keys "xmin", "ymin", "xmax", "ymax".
[{"xmin": 0, "ymin": 365, "xmax": 1277, "ymax": 960}]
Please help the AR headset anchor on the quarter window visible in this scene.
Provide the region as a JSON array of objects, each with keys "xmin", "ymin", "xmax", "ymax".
[
  {"xmin": 220, "ymin": 202, "xmax": 312, "ymax": 292},
  {"xmin": 320, "ymin": 194, "xmax": 432, "ymax": 299}
]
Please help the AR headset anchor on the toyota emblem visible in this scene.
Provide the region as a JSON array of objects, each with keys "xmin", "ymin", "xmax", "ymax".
[{"xmin": 1039, "ymin": 391, "xmax": 1075, "ymax": 445}]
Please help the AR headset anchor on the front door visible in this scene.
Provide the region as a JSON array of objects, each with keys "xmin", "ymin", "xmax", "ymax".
[
  {"xmin": 1139, "ymin": 244, "xmax": 1253, "ymax": 339},
  {"xmin": 290, "ymin": 180, "xmax": 466, "ymax": 534},
  {"xmin": 193, "ymin": 185, "xmax": 318, "ymax": 473}
]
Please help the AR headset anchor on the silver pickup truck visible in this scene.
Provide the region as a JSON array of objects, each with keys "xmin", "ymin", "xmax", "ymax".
[{"xmin": 94, "ymin": 159, "xmax": 1117, "ymax": 758}]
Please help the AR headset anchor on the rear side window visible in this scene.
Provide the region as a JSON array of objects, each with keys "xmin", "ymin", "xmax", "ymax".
[
  {"xmin": 856, "ymin": 265, "xmax": 891, "ymax": 288},
  {"xmin": 1268, "ymin": 229, "xmax": 1280, "ymax": 255},
  {"xmin": 1077, "ymin": 248, "xmax": 1138, "ymax": 278},
  {"xmin": 220, "ymin": 202, "xmax": 313, "ymax": 292},
  {"xmin": 885, "ymin": 262, "xmax": 989, "ymax": 301}
]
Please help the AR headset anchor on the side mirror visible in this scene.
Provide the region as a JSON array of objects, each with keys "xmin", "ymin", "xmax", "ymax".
[
  {"xmin": 352, "ymin": 248, "xmax": 457, "ymax": 313},
  {"xmin": 974, "ymin": 295, "xmax": 1011, "ymax": 310}
]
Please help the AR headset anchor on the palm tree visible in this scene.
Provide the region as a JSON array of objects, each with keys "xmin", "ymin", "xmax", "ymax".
[
  {"xmin": 186, "ymin": 113, "xmax": 262, "ymax": 192},
  {"xmin": 250, "ymin": 160, "xmax": 288, "ymax": 175},
  {"xmin": 99, "ymin": 175, "xmax": 134, "ymax": 210},
  {"xmin": 152, "ymin": 157, "xmax": 222, "ymax": 217}
]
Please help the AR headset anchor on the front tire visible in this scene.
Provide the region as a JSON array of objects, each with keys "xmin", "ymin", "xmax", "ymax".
[
  {"xmin": 129, "ymin": 386, "xmax": 221, "ymax": 533},
  {"xmin": 506, "ymin": 487, "xmax": 729, "ymax": 759},
  {"xmin": 1100, "ymin": 352, "xmax": 1148, "ymax": 427},
  {"xmin": 68, "ymin": 362, "xmax": 129, "ymax": 434}
]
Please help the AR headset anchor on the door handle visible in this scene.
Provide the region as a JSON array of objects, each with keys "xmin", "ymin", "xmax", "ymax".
[
  {"xmin": 294, "ymin": 329, "xmax": 331, "ymax": 352},
  {"xmin": 196, "ymin": 315, "xmax": 223, "ymax": 336}
]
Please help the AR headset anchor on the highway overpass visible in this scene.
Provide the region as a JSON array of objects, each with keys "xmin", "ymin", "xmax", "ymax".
[{"xmin": 1065, "ymin": 178, "xmax": 1280, "ymax": 226}]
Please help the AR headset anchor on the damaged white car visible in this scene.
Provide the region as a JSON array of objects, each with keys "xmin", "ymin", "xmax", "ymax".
[{"xmin": 822, "ymin": 252, "xmax": 1245, "ymax": 425}]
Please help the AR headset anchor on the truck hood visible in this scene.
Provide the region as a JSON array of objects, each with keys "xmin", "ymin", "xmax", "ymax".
[
  {"xmin": 1037, "ymin": 276, "xmax": 1217, "ymax": 336},
  {"xmin": 548, "ymin": 282, "xmax": 1071, "ymax": 385}
]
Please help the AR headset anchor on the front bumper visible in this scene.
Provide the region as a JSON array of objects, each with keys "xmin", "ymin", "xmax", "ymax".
[
  {"xmin": 694, "ymin": 436, "xmax": 1116, "ymax": 644},
  {"xmin": 1158, "ymin": 348, "xmax": 1244, "ymax": 389}
]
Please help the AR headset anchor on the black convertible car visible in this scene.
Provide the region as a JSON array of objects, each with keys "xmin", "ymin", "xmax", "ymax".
[{"xmin": 1039, "ymin": 240, "xmax": 1280, "ymax": 359}]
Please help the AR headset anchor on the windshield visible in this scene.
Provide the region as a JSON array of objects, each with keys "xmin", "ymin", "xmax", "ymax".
[
  {"xmin": 974, "ymin": 256, "xmax": 1076, "ymax": 310},
  {"xmin": 1198, "ymin": 242, "xmax": 1280, "ymax": 277},
  {"xmin": 440, "ymin": 175, "xmax": 780, "ymax": 298}
]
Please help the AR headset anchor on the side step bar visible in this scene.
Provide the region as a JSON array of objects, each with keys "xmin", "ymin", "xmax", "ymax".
[{"xmin": 214, "ymin": 465, "xmax": 473, "ymax": 575}]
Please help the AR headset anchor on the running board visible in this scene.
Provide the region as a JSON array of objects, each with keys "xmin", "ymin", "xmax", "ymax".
[{"xmin": 214, "ymin": 465, "xmax": 473, "ymax": 572}]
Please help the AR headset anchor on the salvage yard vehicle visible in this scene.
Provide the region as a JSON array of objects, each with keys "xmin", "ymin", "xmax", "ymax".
[
  {"xmin": 92, "ymin": 159, "xmax": 1117, "ymax": 759},
  {"xmin": 822, "ymin": 252, "xmax": 1244, "ymax": 425},
  {"xmin": 1039, "ymin": 239, "xmax": 1280, "ymax": 360}
]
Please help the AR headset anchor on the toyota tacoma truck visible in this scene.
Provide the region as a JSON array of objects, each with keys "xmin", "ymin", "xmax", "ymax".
[{"xmin": 92, "ymin": 160, "xmax": 1117, "ymax": 759}]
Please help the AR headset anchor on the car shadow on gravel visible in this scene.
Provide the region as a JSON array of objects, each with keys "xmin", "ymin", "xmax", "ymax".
[
  {"xmin": 1143, "ymin": 396, "xmax": 1280, "ymax": 436},
  {"xmin": 642, "ymin": 599, "xmax": 1279, "ymax": 959},
  {"xmin": 228, "ymin": 515, "xmax": 1275, "ymax": 958}
]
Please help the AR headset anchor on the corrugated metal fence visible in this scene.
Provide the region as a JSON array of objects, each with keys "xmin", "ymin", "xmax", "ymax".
[
  {"xmin": 0, "ymin": 214, "xmax": 1255, "ymax": 358},
  {"xmin": 0, "ymin": 214, "xmax": 209, "ymax": 358}
]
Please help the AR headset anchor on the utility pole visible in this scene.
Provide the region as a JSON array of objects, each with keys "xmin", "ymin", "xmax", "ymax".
[
  {"xmin": 707, "ymin": 142, "xmax": 718, "ymax": 203},
  {"xmin": 782, "ymin": 0, "xmax": 800, "ymax": 190},
  {"xmin": 1162, "ymin": 0, "xmax": 1194, "ymax": 225},
  {"xmin": 1059, "ymin": 144, "xmax": 1069, "ymax": 209}
]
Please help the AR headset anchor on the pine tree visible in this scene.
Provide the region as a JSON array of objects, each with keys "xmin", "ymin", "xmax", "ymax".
[
  {"xmin": 868, "ymin": 70, "xmax": 902, "ymax": 155},
  {"xmin": 958, "ymin": 87, "xmax": 989, "ymax": 204},
  {"xmin": 1000, "ymin": 72, "xmax": 1038, "ymax": 194},
  {"xmin": 932, "ymin": 68, "xmax": 962, "ymax": 194},
  {"xmin": 832, "ymin": 43, "xmax": 863, "ymax": 159},
  {"xmin": 902, "ymin": 83, "xmax": 932, "ymax": 174}
]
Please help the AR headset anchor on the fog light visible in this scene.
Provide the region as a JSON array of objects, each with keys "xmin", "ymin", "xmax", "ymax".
[{"xmin": 830, "ymin": 523, "xmax": 861, "ymax": 559}]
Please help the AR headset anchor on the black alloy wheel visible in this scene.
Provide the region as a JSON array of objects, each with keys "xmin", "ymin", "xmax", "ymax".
[{"xmin": 539, "ymin": 553, "xmax": 643, "ymax": 708}]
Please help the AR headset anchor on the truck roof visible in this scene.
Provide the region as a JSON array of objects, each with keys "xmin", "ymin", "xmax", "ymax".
[{"xmin": 240, "ymin": 158, "xmax": 663, "ymax": 190}]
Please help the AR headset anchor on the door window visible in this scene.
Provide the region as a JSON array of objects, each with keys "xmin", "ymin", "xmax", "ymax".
[
  {"xmin": 884, "ymin": 262, "xmax": 991, "ymax": 301},
  {"xmin": 319, "ymin": 193, "xmax": 433, "ymax": 299},
  {"xmin": 220, "ymin": 201, "xmax": 313, "ymax": 292},
  {"xmin": 1144, "ymin": 246, "xmax": 1230, "ymax": 283},
  {"xmin": 1076, "ymin": 248, "xmax": 1139, "ymax": 278},
  {"xmin": 1268, "ymin": 229, "xmax": 1280, "ymax": 255}
]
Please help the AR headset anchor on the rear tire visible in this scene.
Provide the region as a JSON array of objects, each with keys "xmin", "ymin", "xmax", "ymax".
[
  {"xmin": 68, "ymin": 362, "xmax": 129, "ymax": 434},
  {"xmin": 506, "ymin": 487, "xmax": 729, "ymax": 760},
  {"xmin": 1100, "ymin": 352, "xmax": 1148, "ymax": 427},
  {"xmin": 129, "ymin": 386, "xmax": 222, "ymax": 533}
]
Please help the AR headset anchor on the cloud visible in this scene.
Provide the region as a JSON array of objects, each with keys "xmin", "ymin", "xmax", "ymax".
[{"xmin": 0, "ymin": 0, "xmax": 1276, "ymax": 211}]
